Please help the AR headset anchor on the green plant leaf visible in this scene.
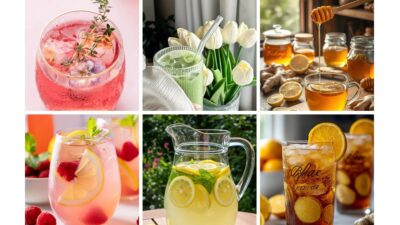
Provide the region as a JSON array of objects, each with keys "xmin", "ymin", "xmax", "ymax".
[
  {"xmin": 203, "ymin": 98, "xmax": 217, "ymax": 106},
  {"xmin": 87, "ymin": 117, "xmax": 101, "ymax": 137},
  {"xmin": 225, "ymin": 84, "xmax": 240, "ymax": 104},
  {"xmin": 120, "ymin": 115, "xmax": 138, "ymax": 127},
  {"xmin": 210, "ymin": 79, "xmax": 225, "ymax": 104},
  {"xmin": 213, "ymin": 69, "xmax": 223, "ymax": 84},
  {"xmin": 25, "ymin": 133, "xmax": 36, "ymax": 154}
]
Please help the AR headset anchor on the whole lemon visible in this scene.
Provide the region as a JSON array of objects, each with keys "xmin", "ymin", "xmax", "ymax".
[
  {"xmin": 262, "ymin": 159, "xmax": 283, "ymax": 172},
  {"xmin": 260, "ymin": 139, "xmax": 282, "ymax": 160}
]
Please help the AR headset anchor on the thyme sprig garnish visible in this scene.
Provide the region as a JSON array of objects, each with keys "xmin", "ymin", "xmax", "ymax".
[{"xmin": 61, "ymin": 0, "xmax": 115, "ymax": 68}]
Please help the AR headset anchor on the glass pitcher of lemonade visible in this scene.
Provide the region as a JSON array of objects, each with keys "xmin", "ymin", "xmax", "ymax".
[{"xmin": 164, "ymin": 124, "xmax": 255, "ymax": 225}]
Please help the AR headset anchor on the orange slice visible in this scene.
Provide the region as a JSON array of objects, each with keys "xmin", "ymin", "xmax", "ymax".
[
  {"xmin": 349, "ymin": 118, "xmax": 374, "ymax": 138},
  {"xmin": 308, "ymin": 122, "xmax": 347, "ymax": 161}
]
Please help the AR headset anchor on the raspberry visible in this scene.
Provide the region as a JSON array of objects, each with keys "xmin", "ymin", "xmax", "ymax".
[
  {"xmin": 39, "ymin": 169, "xmax": 50, "ymax": 178},
  {"xmin": 25, "ymin": 165, "xmax": 36, "ymax": 177},
  {"xmin": 116, "ymin": 141, "xmax": 138, "ymax": 162},
  {"xmin": 25, "ymin": 206, "xmax": 42, "ymax": 225},
  {"xmin": 136, "ymin": 217, "xmax": 139, "ymax": 225},
  {"xmin": 37, "ymin": 212, "xmax": 56, "ymax": 225},
  {"xmin": 38, "ymin": 160, "xmax": 50, "ymax": 172},
  {"xmin": 28, "ymin": 175, "xmax": 38, "ymax": 178},
  {"xmin": 82, "ymin": 207, "xmax": 108, "ymax": 225},
  {"xmin": 57, "ymin": 161, "xmax": 79, "ymax": 182}
]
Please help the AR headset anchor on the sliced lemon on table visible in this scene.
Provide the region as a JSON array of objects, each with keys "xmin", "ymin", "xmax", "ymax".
[
  {"xmin": 260, "ymin": 214, "xmax": 265, "ymax": 225},
  {"xmin": 58, "ymin": 149, "xmax": 104, "ymax": 206},
  {"xmin": 214, "ymin": 176, "xmax": 236, "ymax": 206},
  {"xmin": 168, "ymin": 176, "xmax": 195, "ymax": 207},
  {"xmin": 294, "ymin": 196, "xmax": 322, "ymax": 223},
  {"xmin": 118, "ymin": 158, "xmax": 139, "ymax": 194},
  {"xmin": 279, "ymin": 81, "xmax": 303, "ymax": 102},
  {"xmin": 308, "ymin": 122, "xmax": 347, "ymax": 161},
  {"xmin": 290, "ymin": 54, "xmax": 310, "ymax": 74},
  {"xmin": 191, "ymin": 184, "xmax": 210, "ymax": 209},
  {"xmin": 270, "ymin": 194, "xmax": 286, "ymax": 219},
  {"xmin": 349, "ymin": 119, "xmax": 374, "ymax": 138},
  {"xmin": 260, "ymin": 195, "xmax": 271, "ymax": 221},
  {"xmin": 267, "ymin": 93, "xmax": 284, "ymax": 107}
]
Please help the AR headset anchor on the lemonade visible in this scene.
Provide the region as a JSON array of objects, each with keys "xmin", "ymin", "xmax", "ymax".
[{"xmin": 165, "ymin": 160, "xmax": 238, "ymax": 225}]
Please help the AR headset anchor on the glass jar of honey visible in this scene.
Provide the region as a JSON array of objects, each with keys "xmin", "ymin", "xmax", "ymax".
[
  {"xmin": 323, "ymin": 32, "xmax": 348, "ymax": 68},
  {"xmin": 348, "ymin": 36, "xmax": 374, "ymax": 82},
  {"xmin": 263, "ymin": 24, "xmax": 292, "ymax": 66},
  {"xmin": 293, "ymin": 33, "xmax": 315, "ymax": 63}
]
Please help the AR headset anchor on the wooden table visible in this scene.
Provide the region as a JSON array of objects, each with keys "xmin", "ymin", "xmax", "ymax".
[
  {"xmin": 143, "ymin": 209, "xmax": 256, "ymax": 225},
  {"xmin": 260, "ymin": 57, "xmax": 372, "ymax": 111}
]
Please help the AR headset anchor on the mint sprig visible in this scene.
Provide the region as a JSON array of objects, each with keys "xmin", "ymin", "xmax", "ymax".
[
  {"xmin": 87, "ymin": 117, "xmax": 102, "ymax": 137},
  {"xmin": 169, "ymin": 168, "xmax": 217, "ymax": 193},
  {"xmin": 25, "ymin": 133, "xmax": 36, "ymax": 154},
  {"xmin": 119, "ymin": 115, "xmax": 138, "ymax": 127},
  {"xmin": 25, "ymin": 132, "xmax": 50, "ymax": 169}
]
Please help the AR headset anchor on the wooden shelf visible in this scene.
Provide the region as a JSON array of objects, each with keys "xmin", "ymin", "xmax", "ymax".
[{"xmin": 336, "ymin": 8, "xmax": 374, "ymax": 21}]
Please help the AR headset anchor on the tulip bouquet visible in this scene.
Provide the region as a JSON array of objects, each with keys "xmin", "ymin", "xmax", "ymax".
[{"xmin": 168, "ymin": 20, "xmax": 257, "ymax": 109}]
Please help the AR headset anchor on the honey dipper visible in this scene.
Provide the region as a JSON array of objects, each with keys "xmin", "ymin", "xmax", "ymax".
[{"xmin": 311, "ymin": 0, "xmax": 373, "ymax": 24}]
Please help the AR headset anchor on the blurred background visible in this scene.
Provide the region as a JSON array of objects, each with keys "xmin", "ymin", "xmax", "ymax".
[
  {"xmin": 142, "ymin": 115, "xmax": 256, "ymax": 213},
  {"xmin": 143, "ymin": 0, "xmax": 257, "ymax": 110}
]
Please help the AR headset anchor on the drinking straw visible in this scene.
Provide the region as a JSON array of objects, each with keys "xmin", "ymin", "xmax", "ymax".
[{"xmin": 196, "ymin": 15, "xmax": 224, "ymax": 57}]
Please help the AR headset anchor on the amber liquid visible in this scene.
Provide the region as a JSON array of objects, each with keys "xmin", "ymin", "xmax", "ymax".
[
  {"xmin": 263, "ymin": 42, "xmax": 292, "ymax": 66},
  {"xmin": 294, "ymin": 49, "xmax": 315, "ymax": 63},
  {"xmin": 305, "ymin": 82, "xmax": 348, "ymax": 111},
  {"xmin": 348, "ymin": 56, "xmax": 374, "ymax": 82},
  {"xmin": 323, "ymin": 46, "xmax": 348, "ymax": 68},
  {"xmin": 283, "ymin": 148, "xmax": 336, "ymax": 225},
  {"xmin": 337, "ymin": 138, "xmax": 373, "ymax": 212}
]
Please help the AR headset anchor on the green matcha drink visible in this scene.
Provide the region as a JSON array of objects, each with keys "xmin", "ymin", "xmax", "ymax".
[{"xmin": 154, "ymin": 46, "xmax": 204, "ymax": 110}]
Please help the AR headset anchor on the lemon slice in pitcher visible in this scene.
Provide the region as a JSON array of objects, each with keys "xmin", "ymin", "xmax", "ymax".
[
  {"xmin": 168, "ymin": 176, "xmax": 195, "ymax": 207},
  {"xmin": 58, "ymin": 149, "xmax": 104, "ymax": 206},
  {"xmin": 214, "ymin": 176, "xmax": 236, "ymax": 206},
  {"xmin": 191, "ymin": 184, "xmax": 210, "ymax": 209},
  {"xmin": 308, "ymin": 122, "xmax": 347, "ymax": 161}
]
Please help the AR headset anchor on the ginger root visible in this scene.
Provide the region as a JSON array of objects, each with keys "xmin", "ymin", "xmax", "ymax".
[
  {"xmin": 354, "ymin": 213, "xmax": 374, "ymax": 225},
  {"xmin": 349, "ymin": 95, "xmax": 374, "ymax": 111},
  {"xmin": 261, "ymin": 65, "xmax": 302, "ymax": 95}
]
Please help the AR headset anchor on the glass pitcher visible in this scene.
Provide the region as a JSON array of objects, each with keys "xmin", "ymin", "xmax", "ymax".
[{"xmin": 164, "ymin": 124, "xmax": 255, "ymax": 225}]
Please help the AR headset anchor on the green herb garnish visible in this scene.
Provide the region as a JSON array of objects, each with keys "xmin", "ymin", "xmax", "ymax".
[
  {"xmin": 25, "ymin": 133, "xmax": 50, "ymax": 169},
  {"xmin": 25, "ymin": 133, "xmax": 36, "ymax": 154},
  {"xmin": 169, "ymin": 168, "xmax": 217, "ymax": 193},
  {"xmin": 87, "ymin": 117, "xmax": 102, "ymax": 137}
]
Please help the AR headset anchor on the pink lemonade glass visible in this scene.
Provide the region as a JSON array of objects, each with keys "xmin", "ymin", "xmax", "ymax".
[
  {"xmin": 48, "ymin": 130, "xmax": 121, "ymax": 225},
  {"xmin": 36, "ymin": 11, "xmax": 125, "ymax": 110},
  {"xmin": 109, "ymin": 119, "xmax": 139, "ymax": 199}
]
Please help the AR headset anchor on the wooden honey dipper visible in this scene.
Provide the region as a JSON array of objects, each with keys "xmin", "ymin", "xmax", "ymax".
[{"xmin": 311, "ymin": 0, "xmax": 373, "ymax": 24}]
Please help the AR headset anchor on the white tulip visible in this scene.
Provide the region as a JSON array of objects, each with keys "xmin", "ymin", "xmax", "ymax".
[
  {"xmin": 168, "ymin": 37, "xmax": 182, "ymax": 47},
  {"xmin": 222, "ymin": 21, "xmax": 239, "ymax": 44},
  {"xmin": 232, "ymin": 60, "xmax": 254, "ymax": 86},
  {"xmin": 238, "ymin": 22, "xmax": 248, "ymax": 37},
  {"xmin": 203, "ymin": 21, "xmax": 223, "ymax": 50},
  {"xmin": 177, "ymin": 28, "xmax": 189, "ymax": 45},
  {"xmin": 237, "ymin": 28, "xmax": 257, "ymax": 48},
  {"xmin": 195, "ymin": 26, "xmax": 205, "ymax": 39},
  {"xmin": 183, "ymin": 32, "xmax": 201, "ymax": 49},
  {"xmin": 203, "ymin": 67, "xmax": 214, "ymax": 86}
]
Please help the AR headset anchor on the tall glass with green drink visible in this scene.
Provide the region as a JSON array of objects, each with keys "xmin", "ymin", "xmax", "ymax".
[{"xmin": 154, "ymin": 46, "xmax": 205, "ymax": 110}]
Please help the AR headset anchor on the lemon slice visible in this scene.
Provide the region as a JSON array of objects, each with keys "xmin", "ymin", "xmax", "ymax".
[
  {"xmin": 260, "ymin": 214, "xmax": 265, "ymax": 225},
  {"xmin": 214, "ymin": 176, "xmax": 236, "ymax": 206},
  {"xmin": 279, "ymin": 82, "xmax": 303, "ymax": 102},
  {"xmin": 199, "ymin": 160, "xmax": 219, "ymax": 166},
  {"xmin": 66, "ymin": 129, "xmax": 89, "ymax": 138},
  {"xmin": 294, "ymin": 196, "xmax": 322, "ymax": 223},
  {"xmin": 349, "ymin": 119, "xmax": 374, "ymax": 138},
  {"xmin": 336, "ymin": 184, "xmax": 356, "ymax": 205},
  {"xmin": 270, "ymin": 194, "xmax": 286, "ymax": 219},
  {"xmin": 308, "ymin": 122, "xmax": 347, "ymax": 161},
  {"xmin": 260, "ymin": 195, "xmax": 271, "ymax": 221},
  {"xmin": 355, "ymin": 173, "xmax": 371, "ymax": 196},
  {"xmin": 337, "ymin": 170, "xmax": 350, "ymax": 185},
  {"xmin": 290, "ymin": 54, "xmax": 310, "ymax": 74},
  {"xmin": 118, "ymin": 158, "xmax": 139, "ymax": 194},
  {"xmin": 191, "ymin": 184, "xmax": 210, "ymax": 209},
  {"xmin": 168, "ymin": 176, "xmax": 195, "ymax": 207},
  {"xmin": 174, "ymin": 164, "xmax": 200, "ymax": 176},
  {"xmin": 267, "ymin": 93, "xmax": 284, "ymax": 107},
  {"xmin": 322, "ymin": 204, "xmax": 334, "ymax": 223},
  {"xmin": 58, "ymin": 149, "xmax": 104, "ymax": 206},
  {"xmin": 218, "ymin": 166, "xmax": 230, "ymax": 177}
]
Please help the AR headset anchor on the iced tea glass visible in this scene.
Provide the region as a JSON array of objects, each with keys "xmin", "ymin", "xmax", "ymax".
[
  {"xmin": 283, "ymin": 141, "xmax": 336, "ymax": 225},
  {"xmin": 36, "ymin": 11, "xmax": 125, "ymax": 110},
  {"xmin": 48, "ymin": 130, "xmax": 121, "ymax": 225},
  {"xmin": 336, "ymin": 134, "xmax": 373, "ymax": 214},
  {"xmin": 305, "ymin": 73, "xmax": 360, "ymax": 111},
  {"xmin": 108, "ymin": 119, "xmax": 139, "ymax": 199}
]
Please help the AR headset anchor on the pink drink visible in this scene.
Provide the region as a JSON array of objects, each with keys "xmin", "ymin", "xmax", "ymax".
[
  {"xmin": 48, "ymin": 131, "xmax": 121, "ymax": 225},
  {"xmin": 109, "ymin": 119, "xmax": 139, "ymax": 199},
  {"xmin": 36, "ymin": 11, "xmax": 125, "ymax": 110}
]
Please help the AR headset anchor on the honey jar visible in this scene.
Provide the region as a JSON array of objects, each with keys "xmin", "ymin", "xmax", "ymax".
[
  {"xmin": 293, "ymin": 33, "xmax": 315, "ymax": 63},
  {"xmin": 347, "ymin": 36, "xmax": 374, "ymax": 81},
  {"xmin": 263, "ymin": 24, "xmax": 292, "ymax": 66},
  {"xmin": 323, "ymin": 32, "xmax": 348, "ymax": 68}
]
